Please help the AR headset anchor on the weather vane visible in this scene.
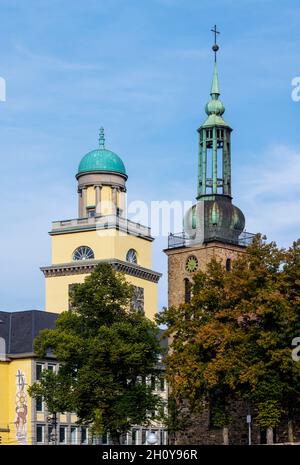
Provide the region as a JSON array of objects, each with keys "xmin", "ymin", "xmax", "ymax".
[{"xmin": 211, "ymin": 25, "xmax": 220, "ymax": 62}]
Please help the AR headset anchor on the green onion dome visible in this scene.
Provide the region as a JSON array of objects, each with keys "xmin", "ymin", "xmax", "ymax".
[
  {"xmin": 183, "ymin": 197, "xmax": 245, "ymax": 244},
  {"xmin": 205, "ymin": 98, "xmax": 225, "ymax": 116}
]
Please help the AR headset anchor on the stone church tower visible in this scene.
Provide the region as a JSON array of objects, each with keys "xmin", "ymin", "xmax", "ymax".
[
  {"xmin": 165, "ymin": 31, "xmax": 253, "ymax": 309},
  {"xmin": 165, "ymin": 31, "xmax": 258, "ymax": 444}
]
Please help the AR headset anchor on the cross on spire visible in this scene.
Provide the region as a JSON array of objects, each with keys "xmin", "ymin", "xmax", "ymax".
[
  {"xmin": 211, "ymin": 25, "xmax": 220, "ymax": 62},
  {"xmin": 211, "ymin": 25, "xmax": 220, "ymax": 44}
]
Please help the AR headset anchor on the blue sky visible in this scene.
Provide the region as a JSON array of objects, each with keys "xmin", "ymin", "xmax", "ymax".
[{"xmin": 0, "ymin": 0, "xmax": 300, "ymax": 311}]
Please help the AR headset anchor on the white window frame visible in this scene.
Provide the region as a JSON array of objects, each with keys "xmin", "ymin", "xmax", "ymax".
[
  {"xmin": 70, "ymin": 426, "xmax": 78, "ymax": 445},
  {"xmin": 47, "ymin": 363, "xmax": 57, "ymax": 373},
  {"xmin": 131, "ymin": 428, "xmax": 139, "ymax": 445},
  {"xmin": 36, "ymin": 362, "xmax": 45, "ymax": 381}
]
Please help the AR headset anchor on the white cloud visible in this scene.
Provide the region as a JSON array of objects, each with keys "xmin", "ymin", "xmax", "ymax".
[{"xmin": 237, "ymin": 145, "xmax": 300, "ymax": 246}]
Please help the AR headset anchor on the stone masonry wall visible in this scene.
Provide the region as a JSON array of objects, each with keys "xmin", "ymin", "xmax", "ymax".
[
  {"xmin": 165, "ymin": 241, "xmax": 300, "ymax": 445},
  {"xmin": 166, "ymin": 241, "xmax": 246, "ymax": 308}
]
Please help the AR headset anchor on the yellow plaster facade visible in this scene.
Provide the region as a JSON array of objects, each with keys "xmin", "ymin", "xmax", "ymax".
[
  {"xmin": 51, "ymin": 230, "xmax": 152, "ymax": 268},
  {"xmin": 45, "ymin": 226, "xmax": 158, "ymax": 319},
  {"xmin": 42, "ymin": 134, "xmax": 161, "ymax": 320},
  {"xmin": 45, "ymin": 272, "xmax": 157, "ymax": 320},
  {"xmin": 0, "ymin": 359, "xmax": 32, "ymax": 445}
]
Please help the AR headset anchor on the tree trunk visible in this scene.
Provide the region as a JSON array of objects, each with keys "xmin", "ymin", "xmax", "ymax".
[
  {"xmin": 266, "ymin": 426, "xmax": 274, "ymax": 444},
  {"xmin": 223, "ymin": 426, "xmax": 229, "ymax": 445},
  {"xmin": 288, "ymin": 420, "xmax": 294, "ymax": 443}
]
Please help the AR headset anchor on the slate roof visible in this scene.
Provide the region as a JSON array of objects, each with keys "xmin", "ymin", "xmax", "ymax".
[
  {"xmin": 0, "ymin": 310, "xmax": 58, "ymax": 355},
  {"xmin": 0, "ymin": 310, "xmax": 168, "ymax": 359}
]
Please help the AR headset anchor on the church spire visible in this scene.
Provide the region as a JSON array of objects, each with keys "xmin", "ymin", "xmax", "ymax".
[
  {"xmin": 210, "ymin": 62, "xmax": 220, "ymax": 97},
  {"xmin": 205, "ymin": 27, "xmax": 224, "ymax": 115},
  {"xmin": 183, "ymin": 26, "xmax": 246, "ymax": 246},
  {"xmin": 210, "ymin": 25, "xmax": 220, "ymax": 96},
  {"xmin": 197, "ymin": 26, "xmax": 232, "ymax": 199}
]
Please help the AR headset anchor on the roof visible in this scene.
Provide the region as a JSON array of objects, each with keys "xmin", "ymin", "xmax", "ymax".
[
  {"xmin": 199, "ymin": 60, "xmax": 231, "ymax": 130},
  {"xmin": 0, "ymin": 311, "xmax": 168, "ymax": 359},
  {"xmin": 77, "ymin": 128, "xmax": 126, "ymax": 176},
  {"xmin": 201, "ymin": 114, "xmax": 231, "ymax": 128},
  {"xmin": 0, "ymin": 310, "xmax": 58, "ymax": 356},
  {"xmin": 78, "ymin": 148, "xmax": 126, "ymax": 176}
]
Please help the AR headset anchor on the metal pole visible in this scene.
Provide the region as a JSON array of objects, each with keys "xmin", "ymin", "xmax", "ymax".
[
  {"xmin": 247, "ymin": 414, "xmax": 252, "ymax": 445},
  {"xmin": 53, "ymin": 412, "xmax": 57, "ymax": 446}
]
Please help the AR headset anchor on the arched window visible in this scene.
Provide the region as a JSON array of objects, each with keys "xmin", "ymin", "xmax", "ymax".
[
  {"xmin": 126, "ymin": 249, "xmax": 138, "ymax": 264},
  {"xmin": 72, "ymin": 246, "xmax": 94, "ymax": 261},
  {"xmin": 184, "ymin": 278, "xmax": 192, "ymax": 304},
  {"xmin": 226, "ymin": 258, "xmax": 231, "ymax": 272}
]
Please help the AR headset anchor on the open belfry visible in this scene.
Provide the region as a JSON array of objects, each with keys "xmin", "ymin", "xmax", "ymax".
[
  {"xmin": 165, "ymin": 27, "xmax": 253, "ymax": 308},
  {"xmin": 41, "ymin": 128, "xmax": 161, "ymax": 319}
]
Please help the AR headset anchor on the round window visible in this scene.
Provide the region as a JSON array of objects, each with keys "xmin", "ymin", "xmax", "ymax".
[
  {"xmin": 185, "ymin": 255, "xmax": 198, "ymax": 273},
  {"xmin": 73, "ymin": 246, "xmax": 94, "ymax": 261},
  {"xmin": 126, "ymin": 249, "xmax": 138, "ymax": 264}
]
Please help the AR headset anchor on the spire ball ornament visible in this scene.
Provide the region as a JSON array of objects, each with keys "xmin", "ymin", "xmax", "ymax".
[{"xmin": 211, "ymin": 25, "xmax": 220, "ymax": 62}]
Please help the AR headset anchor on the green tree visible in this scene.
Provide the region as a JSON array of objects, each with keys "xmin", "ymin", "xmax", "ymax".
[
  {"xmin": 158, "ymin": 236, "xmax": 300, "ymax": 444},
  {"xmin": 29, "ymin": 263, "xmax": 162, "ymax": 444}
]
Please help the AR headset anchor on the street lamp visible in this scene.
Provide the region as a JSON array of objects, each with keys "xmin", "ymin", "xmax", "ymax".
[{"xmin": 146, "ymin": 431, "xmax": 158, "ymax": 445}]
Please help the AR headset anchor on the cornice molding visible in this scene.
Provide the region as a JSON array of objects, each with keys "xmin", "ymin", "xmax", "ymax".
[
  {"xmin": 49, "ymin": 215, "xmax": 153, "ymax": 241},
  {"xmin": 41, "ymin": 258, "xmax": 162, "ymax": 283},
  {"xmin": 76, "ymin": 170, "xmax": 128, "ymax": 181}
]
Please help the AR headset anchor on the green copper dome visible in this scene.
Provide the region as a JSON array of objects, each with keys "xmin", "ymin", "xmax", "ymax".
[
  {"xmin": 78, "ymin": 148, "xmax": 126, "ymax": 175},
  {"xmin": 183, "ymin": 197, "xmax": 245, "ymax": 245},
  {"xmin": 77, "ymin": 128, "xmax": 126, "ymax": 176}
]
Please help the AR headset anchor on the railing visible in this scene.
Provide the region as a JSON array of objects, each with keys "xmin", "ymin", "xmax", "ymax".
[
  {"xmin": 235, "ymin": 231, "xmax": 256, "ymax": 247},
  {"xmin": 168, "ymin": 232, "xmax": 195, "ymax": 249},
  {"xmin": 52, "ymin": 214, "xmax": 151, "ymax": 237},
  {"xmin": 167, "ymin": 229, "xmax": 256, "ymax": 249}
]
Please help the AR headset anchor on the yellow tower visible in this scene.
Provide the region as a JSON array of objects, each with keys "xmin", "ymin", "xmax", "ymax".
[{"xmin": 41, "ymin": 128, "xmax": 161, "ymax": 319}]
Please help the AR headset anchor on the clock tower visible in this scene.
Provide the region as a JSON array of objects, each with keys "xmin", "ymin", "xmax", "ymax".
[{"xmin": 165, "ymin": 29, "xmax": 254, "ymax": 309}]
